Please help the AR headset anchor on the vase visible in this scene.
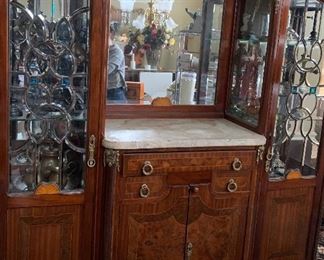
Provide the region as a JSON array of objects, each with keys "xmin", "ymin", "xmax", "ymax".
[{"xmin": 145, "ymin": 49, "xmax": 161, "ymax": 69}]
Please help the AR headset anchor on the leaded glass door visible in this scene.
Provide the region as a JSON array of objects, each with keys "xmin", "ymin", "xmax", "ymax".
[
  {"xmin": 267, "ymin": 0, "xmax": 324, "ymax": 181},
  {"xmin": 258, "ymin": 0, "xmax": 324, "ymax": 258},
  {"xmin": 9, "ymin": 0, "xmax": 91, "ymax": 192},
  {"xmin": 0, "ymin": 0, "xmax": 106, "ymax": 258}
]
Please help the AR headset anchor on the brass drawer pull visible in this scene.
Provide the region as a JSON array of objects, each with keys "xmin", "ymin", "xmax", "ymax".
[
  {"xmin": 227, "ymin": 179, "xmax": 238, "ymax": 193},
  {"xmin": 142, "ymin": 161, "xmax": 154, "ymax": 176},
  {"xmin": 139, "ymin": 184, "xmax": 150, "ymax": 198},
  {"xmin": 232, "ymin": 158, "xmax": 242, "ymax": 171}
]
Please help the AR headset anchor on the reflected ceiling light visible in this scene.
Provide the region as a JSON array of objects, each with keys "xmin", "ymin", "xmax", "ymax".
[
  {"xmin": 132, "ymin": 0, "xmax": 177, "ymax": 31},
  {"xmin": 119, "ymin": 0, "xmax": 136, "ymax": 24},
  {"xmin": 132, "ymin": 14, "xmax": 146, "ymax": 30},
  {"xmin": 119, "ymin": 0, "xmax": 135, "ymax": 12},
  {"xmin": 155, "ymin": 0, "xmax": 174, "ymax": 13},
  {"xmin": 165, "ymin": 17, "xmax": 177, "ymax": 31}
]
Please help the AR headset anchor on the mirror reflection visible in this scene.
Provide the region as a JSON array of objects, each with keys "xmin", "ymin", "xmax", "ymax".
[{"xmin": 107, "ymin": 0, "xmax": 224, "ymax": 105}]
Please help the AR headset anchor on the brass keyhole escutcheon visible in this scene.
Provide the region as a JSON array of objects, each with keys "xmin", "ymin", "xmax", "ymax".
[{"xmin": 87, "ymin": 135, "xmax": 96, "ymax": 168}]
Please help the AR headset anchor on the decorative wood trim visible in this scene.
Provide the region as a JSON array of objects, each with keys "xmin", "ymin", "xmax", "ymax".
[
  {"xmin": 7, "ymin": 193, "xmax": 84, "ymax": 208},
  {"xmin": 86, "ymin": 0, "xmax": 111, "ymax": 258},
  {"xmin": 106, "ymin": 104, "xmax": 224, "ymax": 119},
  {"xmin": 19, "ymin": 214, "xmax": 74, "ymax": 259},
  {"xmin": 257, "ymin": 145, "xmax": 265, "ymax": 164}
]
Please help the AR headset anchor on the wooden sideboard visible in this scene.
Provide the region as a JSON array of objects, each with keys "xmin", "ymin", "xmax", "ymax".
[{"xmin": 103, "ymin": 147, "xmax": 260, "ymax": 259}]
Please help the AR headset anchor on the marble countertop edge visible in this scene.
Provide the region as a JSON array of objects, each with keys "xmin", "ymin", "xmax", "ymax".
[{"xmin": 103, "ymin": 118, "xmax": 266, "ymax": 150}]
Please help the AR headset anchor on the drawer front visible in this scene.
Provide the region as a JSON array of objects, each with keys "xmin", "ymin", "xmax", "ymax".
[
  {"xmin": 122, "ymin": 150, "xmax": 256, "ymax": 177},
  {"xmin": 211, "ymin": 172, "xmax": 252, "ymax": 193},
  {"xmin": 120, "ymin": 176, "xmax": 168, "ymax": 200}
]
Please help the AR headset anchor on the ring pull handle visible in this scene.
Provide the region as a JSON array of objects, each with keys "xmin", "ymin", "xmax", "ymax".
[
  {"xmin": 139, "ymin": 184, "xmax": 150, "ymax": 198},
  {"xmin": 142, "ymin": 161, "xmax": 154, "ymax": 176},
  {"xmin": 227, "ymin": 179, "xmax": 238, "ymax": 193},
  {"xmin": 232, "ymin": 158, "xmax": 242, "ymax": 171}
]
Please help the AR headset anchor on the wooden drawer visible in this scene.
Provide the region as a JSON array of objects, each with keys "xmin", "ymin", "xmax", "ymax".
[
  {"xmin": 119, "ymin": 176, "xmax": 168, "ymax": 200},
  {"xmin": 211, "ymin": 173, "xmax": 251, "ymax": 193},
  {"xmin": 122, "ymin": 150, "xmax": 256, "ymax": 177}
]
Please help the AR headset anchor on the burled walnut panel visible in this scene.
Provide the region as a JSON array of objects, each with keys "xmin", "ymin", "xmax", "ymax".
[
  {"xmin": 186, "ymin": 184, "xmax": 249, "ymax": 260},
  {"xmin": 113, "ymin": 186, "xmax": 189, "ymax": 260}
]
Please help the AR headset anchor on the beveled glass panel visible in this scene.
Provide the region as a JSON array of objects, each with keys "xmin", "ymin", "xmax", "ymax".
[
  {"xmin": 8, "ymin": 0, "xmax": 90, "ymax": 193},
  {"xmin": 106, "ymin": 0, "xmax": 224, "ymax": 105},
  {"xmin": 226, "ymin": 0, "xmax": 272, "ymax": 126},
  {"xmin": 268, "ymin": 0, "xmax": 324, "ymax": 181}
]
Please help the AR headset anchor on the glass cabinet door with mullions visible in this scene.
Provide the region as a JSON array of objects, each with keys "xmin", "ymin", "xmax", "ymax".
[
  {"xmin": 1, "ymin": 0, "xmax": 104, "ymax": 258},
  {"xmin": 268, "ymin": 0, "xmax": 324, "ymax": 181},
  {"xmin": 9, "ymin": 0, "xmax": 90, "ymax": 193},
  {"xmin": 226, "ymin": 0, "xmax": 272, "ymax": 126}
]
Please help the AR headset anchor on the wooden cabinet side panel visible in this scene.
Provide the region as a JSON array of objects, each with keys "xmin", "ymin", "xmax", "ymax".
[
  {"xmin": 7, "ymin": 205, "xmax": 82, "ymax": 260},
  {"xmin": 258, "ymin": 187, "xmax": 314, "ymax": 260}
]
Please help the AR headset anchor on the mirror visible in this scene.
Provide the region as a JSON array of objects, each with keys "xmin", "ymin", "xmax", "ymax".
[{"xmin": 107, "ymin": 0, "xmax": 224, "ymax": 105}]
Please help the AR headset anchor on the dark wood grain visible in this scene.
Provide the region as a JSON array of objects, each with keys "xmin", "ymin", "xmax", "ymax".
[{"xmin": 80, "ymin": 0, "xmax": 110, "ymax": 258}]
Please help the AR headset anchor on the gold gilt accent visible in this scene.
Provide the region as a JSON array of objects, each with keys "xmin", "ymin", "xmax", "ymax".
[
  {"xmin": 257, "ymin": 145, "xmax": 265, "ymax": 164},
  {"xmin": 104, "ymin": 149, "xmax": 120, "ymax": 172},
  {"xmin": 87, "ymin": 134, "xmax": 96, "ymax": 168},
  {"xmin": 186, "ymin": 242, "xmax": 193, "ymax": 259},
  {"xmin": 265, "ymin": 147, "xmax": 273, "ymax": 173}
]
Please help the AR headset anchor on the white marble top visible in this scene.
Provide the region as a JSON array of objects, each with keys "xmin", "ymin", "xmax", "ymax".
[{"xmin": 103, "ymin": 118, "xmax": 266, "ymax": 150}]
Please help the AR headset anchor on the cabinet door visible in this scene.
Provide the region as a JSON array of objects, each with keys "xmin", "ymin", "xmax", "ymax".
[
  {"xmin": 186, "ymin": 182, "xmax": 250, "ymax": 260},
  {"xmin": 0, "ymin": 0, "xmax": 106, "ymax": 259},
  {"xmin": 112, "ymin": 176, "xmax": 189, "ymax": 260},
  {"xmin": 254, "ymin": 0, "xmax": 324, "ymax": 259}
]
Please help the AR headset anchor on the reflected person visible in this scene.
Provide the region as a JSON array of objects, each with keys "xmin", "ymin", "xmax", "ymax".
[{"xmin": 107, "ymin": 24, "xmax": 127, "ymax": 102}]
